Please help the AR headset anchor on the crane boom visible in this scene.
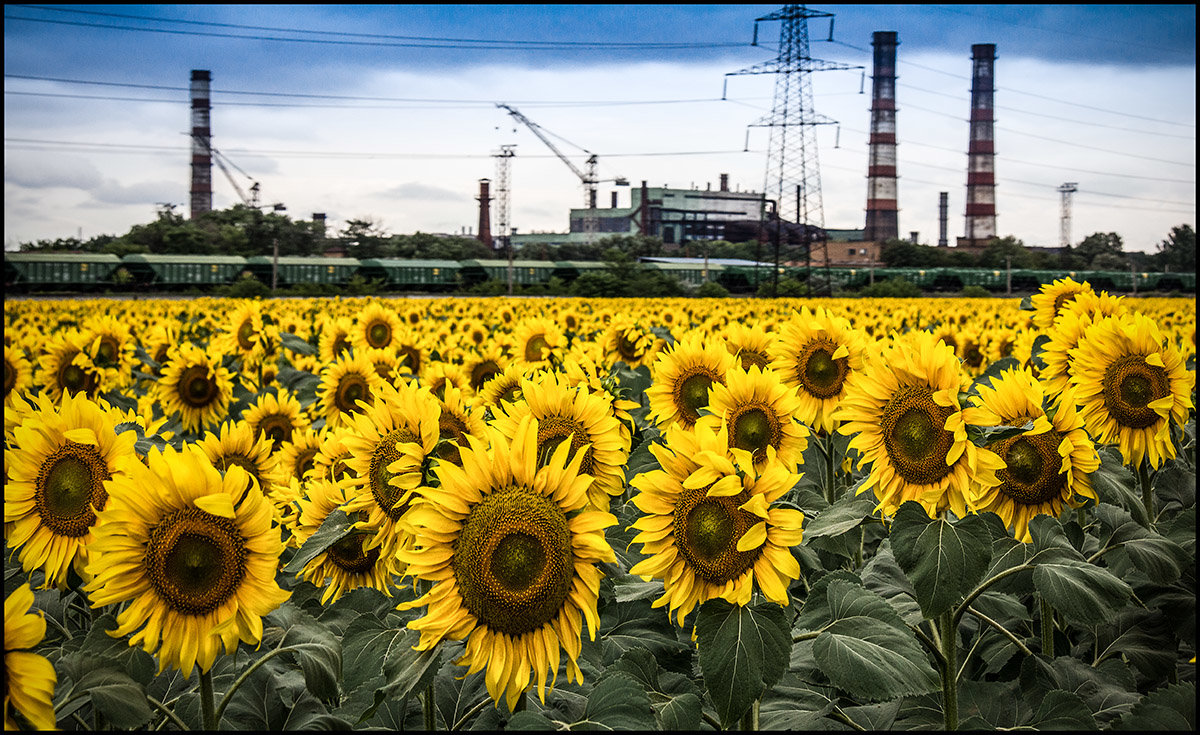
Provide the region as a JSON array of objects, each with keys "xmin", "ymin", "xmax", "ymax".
[{"xmin": 497, "ymin": 104, "xmax": 597, "ymax": 208}]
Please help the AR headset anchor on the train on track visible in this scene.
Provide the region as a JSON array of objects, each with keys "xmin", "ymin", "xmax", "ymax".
[{"xmin": 4, "ymin": 251, "xmax": 1194, "ymax": 295}]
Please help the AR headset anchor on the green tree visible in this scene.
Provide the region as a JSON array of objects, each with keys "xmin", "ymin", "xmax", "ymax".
[
  {"xmin": 1155, "ymin": 224, "xmax": 1195, "ymax": 272},
  {"xmin": 1076, "ymin": 231, "xmax": 1124, "ymax": 268},
  {"xmin": 341, "ymin": 217, "xmax": 392, "ymax": 259},
  {"xmin": 976, "ymin": 236, "xmax": 1033, "ymax": 269},
  {"xmin": 880, "ymin": 239, "xmax": 943, "ymax": 267}
]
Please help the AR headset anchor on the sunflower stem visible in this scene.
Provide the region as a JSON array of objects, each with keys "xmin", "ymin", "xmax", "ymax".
[
  {"xmin": 1138, "ymin": 461, "xmax": 1155, "ymax": 527},
  {"xmin": 824, "ymin": 433, "xmax": 838, "ymax": 505},
  {"xmin": 199, "ymin": 669, "xmax": 216, "ymax": 732},
  {"xmin": 938, "ymin": 611, "xmax": 958, "ymax": 731},
  {"xmin": 740, "ymin": 699, "xmax": 759, "ymax": 730},
  {"xmin": 214, "ymin": 645, "xmax": 304, "ymax": 725},
  {"xmin": 424, "ymin": 684, "xmax": 437, "ymax": 731},
  {"xmin": 1040, "ymin": 596, "xmax": 1055, "ymax": 659}
]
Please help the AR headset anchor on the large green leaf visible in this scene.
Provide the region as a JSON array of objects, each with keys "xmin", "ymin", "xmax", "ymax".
[
  {"xmin": 1032, "ymin": 561, "xmax": 1133, "ymax": 625},
  {"xmin": 1092, "ymin": 608, "xmax": 1178, "ymax": 684},
  {"xmin": 262, "ymin": 601, "xmax": 342, "ymax": 704},
  {"xmin": 889, "ymin": 501, "xmax": 993, "ymax": 619},
  {"xmin": 694, "ymin": 599, "xmax": 791, "ymax": 728},
  {"xmin": 758, "ymin": 672, "xmax": 837, "ymax": 730},
  {"xmin": 1030, "ymin": 689, "xmax": 1098, "ymax": 730},
  {"xmin": 280, "ymin": 508, "xmax": 354, "ymax": 575},
  {"xmin": 1090, "ymin": 449, "xmax": 1148, "ymax": 526},
  {"xmin": 597, "ymin": 596, "xmax": 690, "ymax": 667},
  {"xmin": 70, "ymin": 668, "xmax": 155, "ymax": 730},
  {"xmin": 280, "ymin": 331, "xmax": 317, "ymax": 355},
  {"xmin": 811, "ymin": 617, "xmax": 940, "ymax": 702},
  {"xmin": 803, "ymin": 493, "xmax": 876, "ymax": 539},
  {"xmin": 576, "ymin": 672, "xmax": 656, "ymax": 731},
  {"xmin": 219, "ymin": 663, "xmax": 351, "ymax": 731},
  {"xmin": 860, "ymin": 540, "xmax": 924, "ymax": 626},
  {"xmin": 1028, "ymin": 513, "xmax": 1087, "ymax": 563},
  {"xmin": 604, "ymin": 648, "xmax": 702, "ymax": 731},
  {"xmin": 1113, "ymin": 681, "xmax": 1196, "ymax": 731}
]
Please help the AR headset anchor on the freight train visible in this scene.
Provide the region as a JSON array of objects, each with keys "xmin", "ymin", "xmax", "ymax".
[{"xmin": 4, "ymin": 251, "xmax": 1194, "ymax": 295}]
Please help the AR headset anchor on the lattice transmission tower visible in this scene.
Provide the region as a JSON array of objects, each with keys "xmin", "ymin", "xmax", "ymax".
[
  {"xmin": 725, "ymin": 5, "xmax": 858, "ymax": 296},
  {"xmin": 1057, "ymin": 182, "xmax": 1078, "ymax": 250},
  {"xmin": 494, "ymin": 145, "xmax": 516, "ymax": 295}
]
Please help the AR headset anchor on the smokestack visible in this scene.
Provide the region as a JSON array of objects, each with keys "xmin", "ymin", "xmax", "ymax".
[
  {"xmin": 964, "ymin": 44, "xmax": 997, "ymax": 246},
  {"xmin": 864, "ymin": 31, "xmax": 900, "ymax": 242},
  {"xmin": 312, "ymin": 213, "xmax": 326, "ymax": 238},
  {"xmin": 910, "ymin": 231, "xmax": 919, "ymax": 244},
  {"xmin": 719, "ymin": 173, "xmax": 729, "ymax": 192},
  {"xmin": 611, "ymin": 191, "xmax": 618, "ymax": 208},
  {"xmin": 476, "ymin": 179, "xmax": 493, "ymax": 248},
  {"xmin": 938, "ymin": 193, "xmax": 948, "ymax": 247},
  {"xmin": 639, "ymin": 180, "xmax": 649, "ymax": 235},
  {"xmin": 189, "ymin": 70, "xmax": 212, "ymax": 219}
]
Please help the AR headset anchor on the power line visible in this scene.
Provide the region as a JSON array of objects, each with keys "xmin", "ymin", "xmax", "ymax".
[
  {"xmin": 10, "ymin": 4, "xmax": 751, "ymax": 49},
  {"xmin": 3, "ymin": 13, "xmax": 750, "ymax": 51}
]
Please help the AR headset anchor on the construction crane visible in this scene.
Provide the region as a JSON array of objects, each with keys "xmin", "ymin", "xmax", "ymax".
[
  {"xmin": 189, "ymin": 132, "xmax": 261, "ymax": 208},
  {"xmin": 496, "ymin": 104, "xmax": 627, "ymax": 243}
]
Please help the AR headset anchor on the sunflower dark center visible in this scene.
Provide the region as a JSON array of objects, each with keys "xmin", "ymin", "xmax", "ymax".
[
  {"xmin": 179, "ymin": 366, "xmax": 218, "ymax": 408},
  {"xmin": 59, "ymin": 359, "xmax": 96, "ymax": 396},
  {"xmin": 370, "ymin": 428, "xmax": 418, "ymax": 521},
  {"xmin": 1052, "ymin": 291, "xmax": 1078, "ymax": 318},
  {"xmin": 730, "ymin": 406, "xmax": 780, "ymax": 461},
  {"xmin": 1102, "ymin": 355, "xmax": 1170, "ymax": 429},
  {"xmin": 334, "ymin": 374, "xmax": 371, "ymax": 415},
  {"xmin": 36, "ymin": 441, "xmax": 110, "ymax": 537},
  {"xmin": 399, "ymin": 346, "xmax": 422, "ymax": 374},
  {"xmin": 236, "ymin": 320, "xmax": 256, "ymax": 351},
  {"xmin": 524, "ymin": 335, "xmax": 549, "ymax": 362},
  {"xmin": 993, "ymin": 432, "xmax": 1067, "ymax": 505},
  {"xmin": 616, "ymin": 331, "xmax": 645, "ymax": 363},
  {"xmin": 453, "ymin": 488, "xmax": 573, "ymax": 636},
  {"xmin": 368, "ymin": 322, "xmax": 391, "ymax": 349},
  {"xmin": 146, "ymin": 507, "xmax": 247, "ymax": 615},
  {"xmin": 536, "ymin": 417, "xmax": 593, "ymax": 474},
  {"xmin": 256, "ymin": 413, "xmax": 294, "ymax": 450},
  {"xmin": 964, "ymin": 342, "xmax": 984, "ymax": 369},
  {"xmin": 436, "ymin": 412, "xmax": 469, "ymax": 465},
  {"xmin": 880, "ymin": 385, "xmax": 956, "ymax": 485},
  {"xmin": 673, "ymin": 486, "xmax": 761, "ymax": 585},
  {"xmin": 332, "ymin": 335, "xmax": 351, "ymax": 357},
  {"xmin": 326, "ymin": 533, "xmax": 380, "ymax": 574},
  {"xmin": 798, "ymin": 339, "xmax": 848, "ymax": 399},
  {"xmin": 675, "ymin": 371, "xmax": 716, "ymax": 424},
  {"xmin": 469, "ymin": 361, "xmax": 501, "ymax": 391},
  {"xmin": 293, "ymin": 447, "xmax": 319, "ymax": 479},
  {"xmin": 738, "ymin": 349, "xmax": 770, "ymax": 371},
  {"xmin": 4, "ymin": 357, "xmax": 15, "ymax": 396},
  {"xmin": 96, "ymin": 336, "xmax": 120, "ymax": 366},
  {"xmin": 216, "ymin": 453, "xmax": 264, "ymax": 492}
]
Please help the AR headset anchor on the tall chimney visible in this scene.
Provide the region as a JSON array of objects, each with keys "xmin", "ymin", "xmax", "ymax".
[
  {"xmin": 611, "ymin": 191, "xmax": 618, "ymax": 208},
  {"xmin": 864, "ymin": 31, "xmax": 900, "ymax": 242},
  {"xmin": 639, "ymin": 180, "xmax": 650, "ymax": 235},
  {"xmin": 189, "ymin": 70, "xmax": 212, "ymax": 219},
  {"xmin": 937, "ymin": 192, "xmax": 948, "ymax": 247},
  {"xmin": 719, "ymin": 173, "xmax": 729, "ymax": 192},
  {"xmin": 964, "ymin": 44, "xmax": 997, "ymax": 246},
  {"xmin": 312, "ymin": 212, "xmax": 326, "ymax": 238},
  {"xmin": 476, "ymin": 178, "xmax": 493, "ymax": 248}
]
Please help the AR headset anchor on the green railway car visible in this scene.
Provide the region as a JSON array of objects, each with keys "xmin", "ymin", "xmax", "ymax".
[
  {"xmin": 245, "ymin": 256, "xmax": 361, "ymax": 288},
  {"xmin": 552, "ymin": 261, "xmax": 608, "ymax": 284},
  {"xmin": 459, "ymin": 259, "xmax": 558, "ymax": 287},
  {"xmin": 122, "ymin": 254, "xmax": 248, "ymax": 288},
  {"xmin": 358, "ymin": 259, "xmax": 460, "ymax": 291},
  {"xmin": 641, "ymin": 261, "xmax": 722, "ymax": 287},
  {"xmin": 4, "ymin": 252, "xmax": 122, "ymax": 291}
]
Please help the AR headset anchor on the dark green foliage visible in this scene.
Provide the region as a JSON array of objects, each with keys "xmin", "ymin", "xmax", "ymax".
[{"xmin": 858, "ymin": 276, "xmax": 921, "ymax": 297}]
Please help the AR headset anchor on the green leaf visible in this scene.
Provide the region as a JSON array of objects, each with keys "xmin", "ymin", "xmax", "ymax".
[
  {"xmin": 1092, "ymin": 608, "xmax": 1178, "ymax": 683},
  {"xmin": 281, "ymin": 508, "xmax": 354, "ymax": 574},
  {"xmin": 597, "ymin": 596, "xmax": 690, "ymax": 666},
  {"xmin": 1113, "ymin": 681, "xmax": 1196, "ymax": 730},
  {"xmin": 71, "ymin": 669, "xmax": 155, "ymax": 730},
  {"xmin": 1029, "ymin": 513, "xmax": 1086, "ymax": 563},
  {"xmin": 1122, "ymin": 536, "xmax": 1187, "ymax": 583},
  {"xmin": 758, "ymin": 672, "xmax": 837, "ymax": 730},
  {"xmin": 694, "ymin": 599, "xmax": 791, "ymax": 728},
  {"xmin": 262, "ymin": 602, "xmax": 342, "ymax": 703},
  {"xmin": 792, "ymin": 570, "xmax": 862, "ymax": 632},
  {"xmin": 1153, "ymin": 461, "xmax": 1196, "ymax": 510},
  {"xmin": 577, "ymin": 672, "xmax": 656, "ymax": 730},
  {"xmin": 802, "ymin": 493, "xmax": 875, "ymax": 539},
  {"xmin": 603, "ymin": 647, "xmax": 701, "ymax": 730},
  {"xmin": 1032, "ymin": 561, "xmax": 1132, "ymax": 625},
  {"xmin": 219, "ymin": 663, "xmax": 351, "ymax": 731},
  {"xmin": 860, "ymin": 540, "xmax": 924, "ymax": 626},
  {"xmin": 507, "ymin": 711, "xmax": 559, "ymax": 730},
  {"xmin": 889, "ymin": 501, "xmax": 993, "ymax": 619},
  {"xmin": 380, "ymin": 629, "xmax": 442, "ymax": 702},
  {"xmin": 1019, "ymin": 295, "xmax": 1034, "ymax": 310},
  {"xmin": 1030, "ymin": 689, "xmax": 1098, "ymax": 730},
  {"xmin": 280, "ymin": 331, "xmax": 317, "ymax": 355},
  {"xmin": 812, "ymin": 618, "xmax": 941, "ymax": 702},
  {"xmin": 1090, "ymin": 449, "xmax": 1148, "ymax": 526}
]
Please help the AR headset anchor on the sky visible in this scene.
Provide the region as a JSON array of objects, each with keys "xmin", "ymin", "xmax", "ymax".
[{"xmin": 3, "ymin": 4, "xmax": 1196, "ymax": 254}]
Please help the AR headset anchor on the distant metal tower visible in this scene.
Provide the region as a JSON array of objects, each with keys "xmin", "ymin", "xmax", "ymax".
[
  {"xmin": 1057, "ymin": 182, "xmax": 1078, "ymax": 249},
  {"xmin": 189, "ymin": 70, "xmax": 212, "ymax": 219},
  {"xmin": 864, "ymin": 31, "xmax": 900, "ymax": 243},
  {"xmin": 725, "ymin": 5, "xmax": 858, "ymax": 295},
  {"xmin": 963, "ymin": 44, "xmax": 997, "ymax": 247},
  {"xmin": 494, "ymin": 145, "xmax": 516, "ymax": 294}
]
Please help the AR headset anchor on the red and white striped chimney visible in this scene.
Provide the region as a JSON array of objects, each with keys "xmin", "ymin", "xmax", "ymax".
[
  {"xmin": 963, "ymin": 44, "xmax": 997, "ymax": 246},
  {"xmin": 189, "ymin": 70, "xmax": 212, "ymax": 219},
  {"xmin": 864, "ymin": 31, "xmax": 899, "ymax": 242}
]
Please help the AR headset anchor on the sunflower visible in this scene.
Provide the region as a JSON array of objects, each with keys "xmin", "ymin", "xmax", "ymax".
[
  {"xmin": 197, "ymin": 420, "xmax": 287, "ymax": 499},
  {"xmin": 512, "ymin": 318, "xmax": 564, "ymax": 368},
  {"xmin": 5, "ymin": 391, "xmax": 136, "ymax": 589},
  {"xmin": 141, "ymin": 322, "xmax": 180, "ymax": 374},
  {"xmin": 310, "ymin": 425, "xmax": 360, "ymax": 486},
  {"xmin": 354, "ymin": 302, "xmax": 403, "ymax": 353},
  {"xmin": 473, "ymin": 363, "xmax": 533, "ymax": 414},
  {"xmin": 432, "ymin": 383, "xmax": 488, "ymax": 466},
  {"xmin": 629, "ymin": 422, "xmax": 804, "ymax": 625},
  {"xmin": 1070, "ymin": 312, "xmax": 1194, "ymax": 470},
  {"xmin": 215, "ymin": 302, "xmax": 270, "ymax": 367},
  {"xmin": 722, "ymin": 322, "xmax": 775, "ymax": 371},
  {"xmin": 37, "ymin": 330, "xmax": 104, "ymax": 403},
  {"xmin": 602, "ymin": 316, "xmax": 659, "ymax": 369},
  {"xmin": 462, "ymin": 347, "xmax": 509, "ymax": 396},
  {"xmin": 83, "ymin": 444, "xmax": 290, "ymax": 676},
  {"xmin": 4, "ymin": 344, "xmax": 33, "ymax": 403},
  {"xmin": 317, "ymin": 352, "xmax": 385, "ymax": 431},
  {"xmin": 768, "ymin": 306, "xmax": 866, "ymax": 434},
  {"xmin": 293, "ymin": 478, "xmax": 399, "ymax": 604},
  {"xmin": 4, "ymin": 584, "xmax": 57, "ymax": 731},
  {"xmin": 85, "ymin": 314, "xmax": 136, "ymax": 388},
  {"xmin": 1031, "ymin": 277, "xmax": 1093, "ymax": 331},
  {"xmin": 835, "ymin": 331, "xmax": 1004, "ymax": 518},
  {"xmin": 646, "ymin": 333, "xmax": 735, "ymax": 429},
  {"xmin": 1038, "ymin": 308, "xmax": 1095, "ymax": 399},
  {"xmin": 694, "ymin": 366, "xmax": 810, "ymax": 472},
  {"xmin": 154, "ymin": 343, "xmax": 234, "ymax": 435},
  {"xmin": 360, "ymin": 346, "xmax": 404, "ymax": 386},
  {"xmin": 243, "ymin": 388, "xmax": 310, "ymax": 452},
  {"xmin": 392, "ymin": 328, "xmax": 428, "ymax": 377},
  {"xmin": 493, "ymin": 372, "xmax": 629, "ymax": 510},
  {"xmin": 964, "ymin": 368, "xmax": 1099, "ymax": 541},
  {"xmin": 399, "ymin": 416, "xmax": 617, "ymax": 711},
  {"xmin": 318, "ymin": 317, "xmax": 355, "ymax": 364},
  {"xmin": 422, "ymin": 361, "xmax": 470, "ymax": 401},
  {"xmin": 277, "ymin": 426, "xmax": 324, "ymax": 483},
  {"xmin": 341, "ymin": 381, "xmax": 441, "ymax": 562}
]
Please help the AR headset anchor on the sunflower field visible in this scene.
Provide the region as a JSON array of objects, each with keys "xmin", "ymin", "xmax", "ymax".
[{"xmin": 4, "ymin": 281, "xmax": 1196, "ymax": 731}]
